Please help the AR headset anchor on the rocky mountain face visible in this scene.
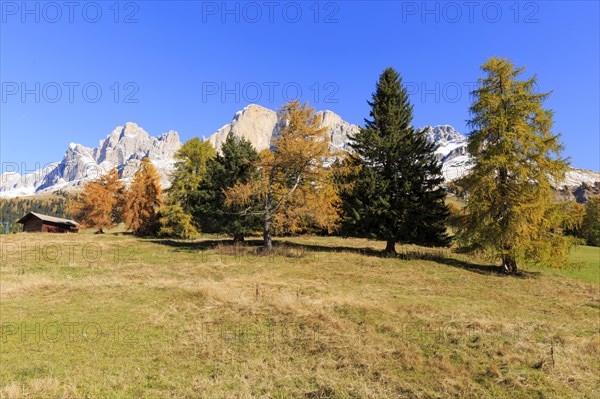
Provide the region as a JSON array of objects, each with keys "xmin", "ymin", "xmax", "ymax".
[
  {"xmin": 423, "ymin": 125, "xmax": 469, "ymax": 162},
  {"xmin": 1, "ymin": 123, "xmax": 181, "ymax": 197},
  {"xmin": 208, "ymin": 104, "xmax": 358, "ymax": 153},
  {"xmin": 1, "ymin": 104, "xmax": 598, "ymax": 198},
  {"xmin": 555, "ymin": 182, "xmax": 600, "ymax": 203}
]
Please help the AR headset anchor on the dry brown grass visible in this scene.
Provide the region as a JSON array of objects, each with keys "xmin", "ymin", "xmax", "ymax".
[{"xmin": 0, "ymin": 233, "xmax": 598, "ymax": 398}]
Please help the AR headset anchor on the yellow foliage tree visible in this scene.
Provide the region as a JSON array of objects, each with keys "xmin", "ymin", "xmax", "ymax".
[
  {"xmin": 458, "ymin": 58, "xmax": 574, "ymax": 273},
  {"xmin": 124, "ymin": 158, "xmax": 163, "ymax": 235},
  {"xmin": 73, "ymin": 168, "xmax": 124, "ymax": 233},
  {"xmin": 226, "ymin": 100, "xmax": 341, "ymax": 251}
]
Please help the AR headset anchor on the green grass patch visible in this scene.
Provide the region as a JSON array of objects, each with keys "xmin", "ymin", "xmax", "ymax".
[
  {"xmin": 0, "ymin": 234, "xmax": 598, "ymax": 398},
  {"xmin": 524, "ymin": 245, "xmax": 600, "ymax": 284}
]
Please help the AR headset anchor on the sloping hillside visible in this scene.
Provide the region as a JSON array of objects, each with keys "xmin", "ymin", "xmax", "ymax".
[{"xmin": 1, "ymin": 234, "xmax": 598, "ymax": 398}]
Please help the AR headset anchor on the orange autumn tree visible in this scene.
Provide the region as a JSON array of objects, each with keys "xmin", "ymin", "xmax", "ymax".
[
  {"xmin": 124, "ymin": 157, "xmax": 163, "ymax": 235},
  {"xmin": 226, "ymin": 100, "xmax": 341, "ymax": 251},
  {"xmin": 73, "ymin": 168, "xmax": 124, "ymax": 233}
]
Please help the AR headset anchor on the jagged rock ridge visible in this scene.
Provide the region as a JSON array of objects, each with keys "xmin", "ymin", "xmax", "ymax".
[
  {"xmin": 1, "ymin": 104, "xmax": 598, "ymax": 198},
  {"xmin": 1, "ymin": 123, "xmax": 181, "ymax": 197},
  {"xmin": 208, "ymin": 104, "xmax": 358, "ymax": 153}
]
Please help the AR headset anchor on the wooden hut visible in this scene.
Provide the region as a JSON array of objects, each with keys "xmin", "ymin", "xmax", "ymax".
[{"xmin": 16, "ymin": 212, "xmax": 79, "ymax": 233}]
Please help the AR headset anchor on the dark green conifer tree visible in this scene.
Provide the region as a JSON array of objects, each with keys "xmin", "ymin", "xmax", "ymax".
[
  {"xmin": 341, "ymin": 67, "xmax": 449, "ymax": 255},
  {"xmin": 194, "ymin": 132, "xmax": 262, "ymax": 242}
]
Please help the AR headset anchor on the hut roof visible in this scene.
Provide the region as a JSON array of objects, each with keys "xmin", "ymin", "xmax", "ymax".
[{"xmin": 17, "ymin": 212, "xmax": 78, "ymax": 227}]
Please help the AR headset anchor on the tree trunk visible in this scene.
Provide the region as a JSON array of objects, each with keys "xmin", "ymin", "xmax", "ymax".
[
  {"xmin": 263, "ymin": 216, "xmax": 272, "ymax": 253},
  {"xmin": 502, "ymin": 254, "xmax": 518, "ymax": 275},
  {"xmin": 263, "ymin": 174, "xmax": 275, "ymax": 253},
  {"xmin": 384, "ymin": 239, "xmax": 396, "ymax": 257},
  {"xmin": 233, "ymin": 233, "xmax": 245, "ymax": 244}
]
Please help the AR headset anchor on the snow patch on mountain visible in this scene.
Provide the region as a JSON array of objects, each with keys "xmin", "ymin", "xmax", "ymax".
[
  {"xmin": 1, "ymin": 123, "xmax": 182, "ymax": 198},
  {"xmin": 1, "ymin": 105, "xmax": 598, "ymax": 198}
]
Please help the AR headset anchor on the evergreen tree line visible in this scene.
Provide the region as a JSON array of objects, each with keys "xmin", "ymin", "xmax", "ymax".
[
  {"xmin": 72, "ymin": 58, "xmax": 598, "ymax": 274},
  {"xmin": 563, "ymin": 197, "xmax": 600, "ymax": 247},
  {"xmin": 0, "ymin": 191, "xmax": 74, "ymax": 233}
]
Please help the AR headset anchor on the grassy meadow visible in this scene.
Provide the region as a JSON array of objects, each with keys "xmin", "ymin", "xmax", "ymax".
[{"xmin": 0, "ymin": 232, "xmax": 598, "ymax": 398}]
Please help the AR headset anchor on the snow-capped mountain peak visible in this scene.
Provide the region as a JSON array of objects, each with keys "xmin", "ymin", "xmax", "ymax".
[
  {"xmin": 1, "ymin": 124, "xmax": 182, "ymax": 198},
  {"xmin": 1, "ymin": 105, "xmax": 598, "ymax": 198},
  {"xmin": 423, "ymin": 124, "xmax": 467, "ymax": 144}
]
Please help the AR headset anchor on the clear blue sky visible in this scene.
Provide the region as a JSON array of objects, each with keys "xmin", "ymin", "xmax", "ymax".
[{"xmin": 1, "ymin": 1, "xmax": 598, "ymax": 172}]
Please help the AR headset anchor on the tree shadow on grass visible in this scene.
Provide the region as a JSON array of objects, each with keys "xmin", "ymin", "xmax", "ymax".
[
  {"xmin": 147, "ymin": 238, "xmax": 222, "ymax": 252},
  {"xmin": 147, "ymin": 237, "xmax": 266, "ymax": 252},
  {"xmin": 425, "ymin": 255, "xmax": 541, "ymax": 278},
  {"xmin": 277, "ymin": 240, "xmax": 510, "ymax": 276},
  {"xmin": 149, "ymin": 237, "xmax": 541, "ymax": 278}
]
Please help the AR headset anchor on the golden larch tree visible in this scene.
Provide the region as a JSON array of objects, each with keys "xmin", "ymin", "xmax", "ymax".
[
  {"xmin": 124, "ymin": 157, "xmax": 163, "ymax": 235},
  {"xmin": 226, "ymin": 100, "xmax": 341, "ymax": 251},
  {"xmin": 73, "ymin": 168, "xmax": 124, "ymax": 233},
  {"xmin": 458, "ymin": 57, "xmax": 576, "ymax": 274}
]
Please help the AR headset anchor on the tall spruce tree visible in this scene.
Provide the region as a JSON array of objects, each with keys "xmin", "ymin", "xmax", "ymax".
[
  {"xmin": 342, "ymin": 67, "xmax": 449, "ymax": 255},
  {"xmin": 193, "ymin": 132, "xmax": 262, "ymax": 242},
  {"xmin": 458, "ymin": 57, "xmax": 573, "ymax": 274}
]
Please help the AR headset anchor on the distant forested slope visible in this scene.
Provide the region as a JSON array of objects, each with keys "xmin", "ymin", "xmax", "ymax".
[{"xmin": 0, "ymin": 191, "xmax": 75, "ymax": 233}]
